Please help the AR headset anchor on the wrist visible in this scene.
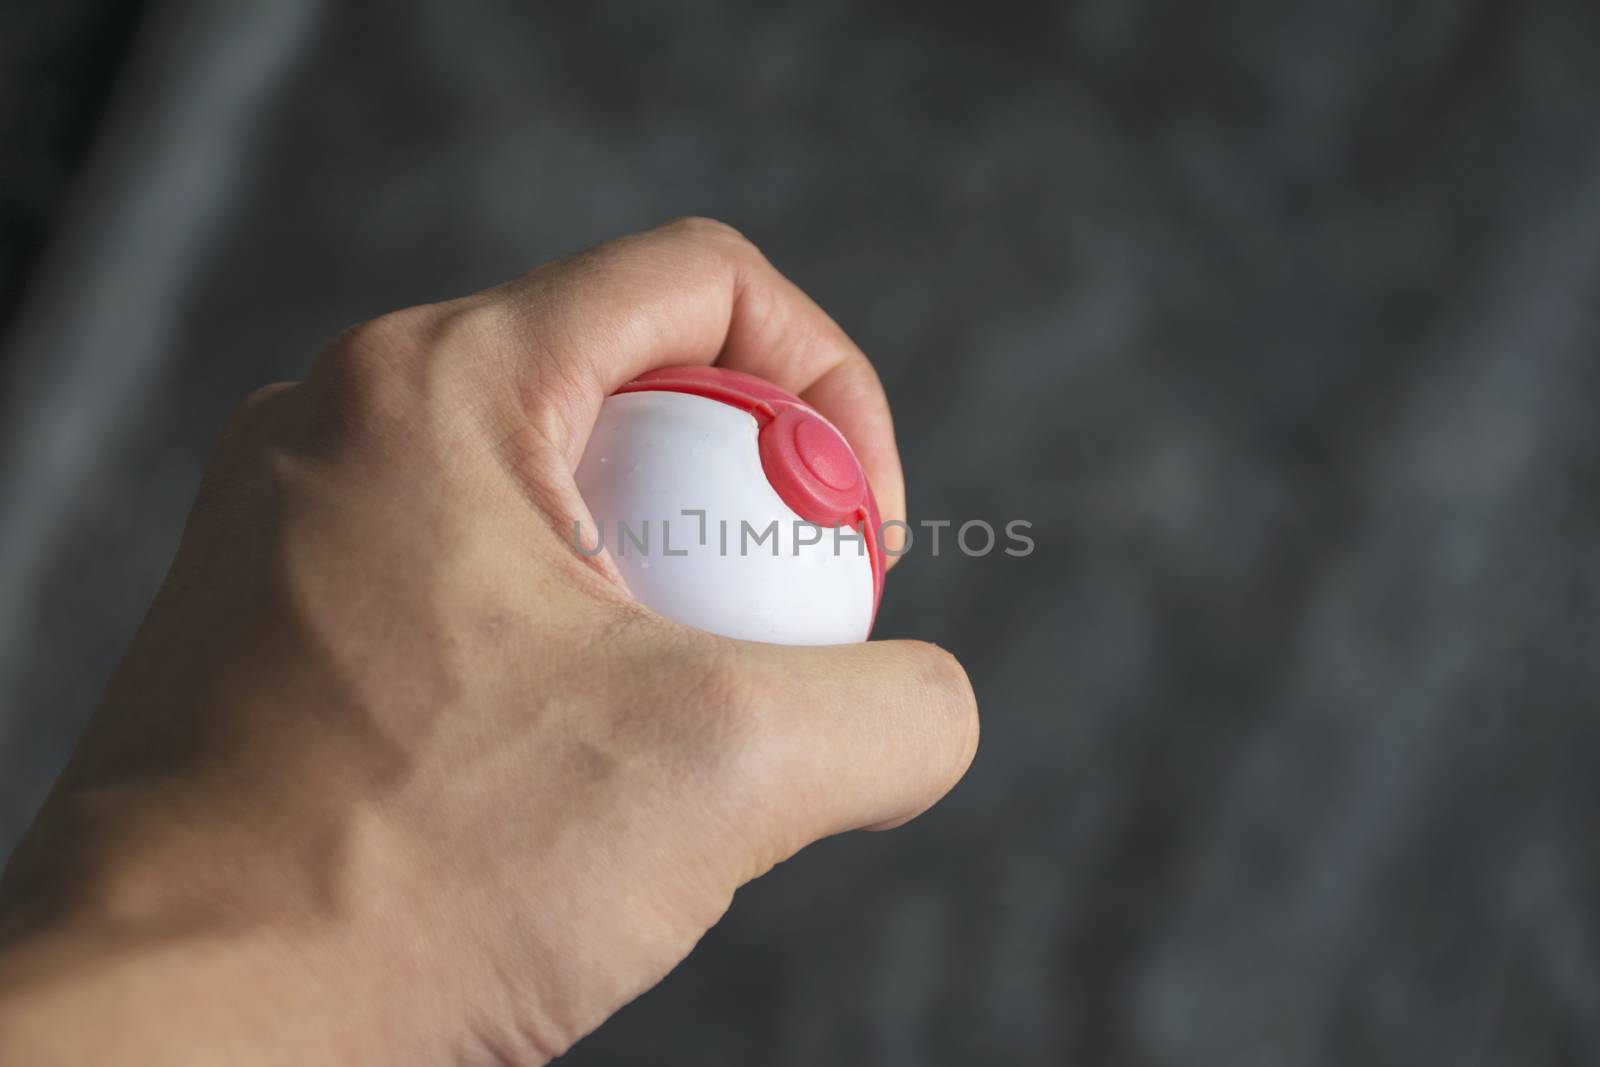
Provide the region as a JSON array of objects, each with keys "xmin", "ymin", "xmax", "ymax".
[
  {"xmin": 0, "ymin": 912, "xmax": 363, "ymax": 1066},
  {"xmin": 0, "ymin": 788, "xmax": 417, "ymax": 1066}
]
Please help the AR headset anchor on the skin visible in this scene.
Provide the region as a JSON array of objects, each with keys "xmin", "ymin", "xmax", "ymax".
[{"xmin": 0, "ymin": 219, "xmax": 978, "ymax": 1066}]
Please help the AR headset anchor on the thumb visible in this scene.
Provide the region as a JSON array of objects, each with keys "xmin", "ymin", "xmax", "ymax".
[{"xmin": 722, "ymin": 638, "xmax": 979, "ymax": 867}]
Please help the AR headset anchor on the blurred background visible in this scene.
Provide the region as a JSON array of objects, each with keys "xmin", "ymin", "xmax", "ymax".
[{"xmin": 4, "ymin": 1, "xmax": 1600, "ymax": 1063}]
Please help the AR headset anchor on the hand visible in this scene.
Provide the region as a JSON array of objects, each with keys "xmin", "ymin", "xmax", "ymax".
[{"xmin": 0, "ymin": 219, "xmax": 978, "ymax": 1066}]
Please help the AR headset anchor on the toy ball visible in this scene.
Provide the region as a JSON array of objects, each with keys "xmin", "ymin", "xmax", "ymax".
[{"xmin": 574, "ymin": 366, "xmax": 884, "ymax": 644}]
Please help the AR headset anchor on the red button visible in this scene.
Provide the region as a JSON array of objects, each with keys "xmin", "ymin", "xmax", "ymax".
[
  {"xmin": 756, "ymin": 406, "xmax": 863, "ymax": 526},
  {"xmin": 794, "ymin": 416, "xmax": 860, "ymax": 491}
]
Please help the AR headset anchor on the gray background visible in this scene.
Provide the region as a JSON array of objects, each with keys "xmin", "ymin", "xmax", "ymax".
[{"xmin": 4, "ymin": 1, "xmax": 1599, "ymax": 1063}]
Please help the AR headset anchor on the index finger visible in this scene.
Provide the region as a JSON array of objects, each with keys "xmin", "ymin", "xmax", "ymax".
[{"xmin": 467, "ymin": 218, "xmax": 908, "ymax": 541}]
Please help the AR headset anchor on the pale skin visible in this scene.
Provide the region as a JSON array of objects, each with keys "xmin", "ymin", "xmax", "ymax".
[{"xmin": 0, "ymin": 219, "xmax": 979, "ymax": 1065}]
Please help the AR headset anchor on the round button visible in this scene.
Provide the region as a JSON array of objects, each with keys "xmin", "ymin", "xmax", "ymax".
[
  {"xmin": 757, "ymin": 406, "xmax": 865, "ymax": 527},
  {"xmin": 794, "ymin": 416, "xmax": 860, "ymax": 491}
]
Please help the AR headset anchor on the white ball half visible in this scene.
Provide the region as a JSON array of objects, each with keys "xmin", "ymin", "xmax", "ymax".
[{"xmin": 575, "ymin": 391, "xmax": 875, "ymax": 645}]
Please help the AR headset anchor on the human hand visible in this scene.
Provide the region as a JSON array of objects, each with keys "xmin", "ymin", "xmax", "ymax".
[{"xmin": 0, "ymin": 219, "xmax": 978, "ymax": 1066}]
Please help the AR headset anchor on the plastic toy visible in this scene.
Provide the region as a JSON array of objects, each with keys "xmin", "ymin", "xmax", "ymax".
[{"xmin": 574, "ymin": 366, "xmax": 883, "ymax": 644}]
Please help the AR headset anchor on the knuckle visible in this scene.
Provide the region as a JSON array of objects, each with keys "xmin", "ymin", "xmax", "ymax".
[
  {"xmin": 318, "ymin": 313, "xmax": 426, "ymax": 423},
  {"xmin": 222, "ymin": 381, "xmax": 298, "ymax": 439},
  {"xmin": 239, "ymin": 380, "xmax": 298, "ymax": 412},
  {"xmin": 327, "ymin": 305, "xmax": 434, "ymax": 366},
  {"xmin": 314, "ymin": 302, "xmax": 496, "ymax": 437},
  {"xmin": 195, "ymin": 384, "xmax": 302, "ymax": 520},
  {"xmin": 586, "ymin": 629, "xmax": 790, "ymax": 819},
  {"xmin": 680, "ymin": 651, "xmax": 773, "ymax": 746},
  {"xmin": 662, "ymin": 215, "xmax": 754, "ymax": 253},
  {"xmin": 666, "ymin": 648, "xmax": 790, "ymax": 795}
]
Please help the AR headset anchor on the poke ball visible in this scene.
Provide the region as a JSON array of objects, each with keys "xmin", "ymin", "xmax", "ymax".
[{"xmin": 575, "ymin": 366, "xmax": 885, "ymax": 645}]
